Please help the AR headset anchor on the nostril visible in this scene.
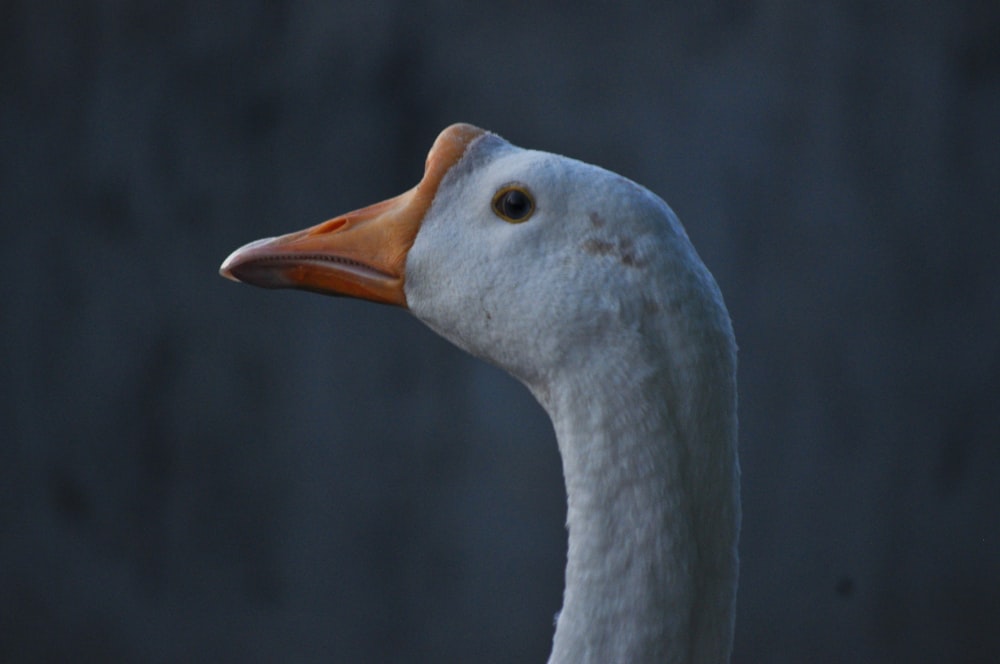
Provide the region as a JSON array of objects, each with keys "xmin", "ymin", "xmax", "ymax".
[{"xmin": 309, "ymin": 217, "xmax": 348, "ymax": 235}]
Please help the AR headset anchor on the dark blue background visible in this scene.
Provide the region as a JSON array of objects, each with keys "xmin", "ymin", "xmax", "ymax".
[{"xmin": 3, "ymin": 2, "xmax": 998, "ymax": 661}]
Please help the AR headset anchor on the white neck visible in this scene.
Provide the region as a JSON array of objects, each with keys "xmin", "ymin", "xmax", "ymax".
[{"xmin": 535, "ymin": 318, "xmax": 739, "ymax": 664}]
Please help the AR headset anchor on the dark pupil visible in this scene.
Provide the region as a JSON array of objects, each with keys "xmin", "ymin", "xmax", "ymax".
[{"xmin": 502, "ymin": 190, "xmax": 531, "ymax": 219}]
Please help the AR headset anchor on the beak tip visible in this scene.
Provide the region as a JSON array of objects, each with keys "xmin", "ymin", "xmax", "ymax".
[
  {"xmin": 220, "ymin": 236, "xmax": 279, "ymax": 283},
  {"xmin": 219, "ymin": 252, "xmax": 242, "ymax": 282}
]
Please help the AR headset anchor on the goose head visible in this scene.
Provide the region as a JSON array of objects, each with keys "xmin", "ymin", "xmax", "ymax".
[{"xmin": 221, "ymin": 123, "xmax": 724, "ymax": 394}]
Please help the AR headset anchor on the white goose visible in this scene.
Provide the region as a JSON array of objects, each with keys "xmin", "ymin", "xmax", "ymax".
[{"xmin": 221, "ymin": 124, "xmax": 740, "ymax": 664}]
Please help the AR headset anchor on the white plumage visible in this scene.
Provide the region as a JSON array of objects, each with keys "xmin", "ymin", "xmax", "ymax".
[{"xmin": 221, "ymin": 124, "xmax": 740, "ymax": 663}]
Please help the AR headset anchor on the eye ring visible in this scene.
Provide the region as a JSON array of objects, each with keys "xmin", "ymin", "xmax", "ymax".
[{"xmin": 491, "ymin": 184, "xmax": 535, "ymax": 223}]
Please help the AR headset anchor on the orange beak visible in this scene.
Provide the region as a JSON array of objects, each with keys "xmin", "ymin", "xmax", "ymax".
[{"xmin": 219, "ymin": 123, "xmax": 485, "ymax": 307}]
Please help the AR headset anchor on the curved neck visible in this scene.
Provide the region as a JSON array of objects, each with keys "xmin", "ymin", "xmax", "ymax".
[{"xmin": 536, "ymin": 336, "xmax": 739, "ymax": 664}]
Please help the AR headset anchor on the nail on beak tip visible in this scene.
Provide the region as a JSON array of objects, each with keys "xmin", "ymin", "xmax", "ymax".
[
  {"xmin": 219, "ymin": 237, "xmax": 278, "ymax": 283},
  {"xmin": 219, "ymin": 253, "xmax": 243, "ymax": 282}
]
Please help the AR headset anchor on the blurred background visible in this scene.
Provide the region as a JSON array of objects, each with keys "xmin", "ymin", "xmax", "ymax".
[{"xmin": 2, "ymin": 1, "xmax": 998, "ymax": 662}]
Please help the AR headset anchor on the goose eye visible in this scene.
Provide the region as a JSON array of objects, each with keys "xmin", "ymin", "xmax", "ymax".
[{"xmin": 492, "ymin": 186, "xmax": 535, "ymax": 223}]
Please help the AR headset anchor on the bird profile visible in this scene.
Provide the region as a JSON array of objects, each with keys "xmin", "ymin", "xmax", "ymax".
[{"xmin": 221, "ymin": 123, "xmax": 740, "ymax": 664}]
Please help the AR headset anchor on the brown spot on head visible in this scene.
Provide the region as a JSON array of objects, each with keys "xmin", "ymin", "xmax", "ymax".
[
  {"xmin": 589, "ymin": 211, "xmax": 605, "ymax": 228},
  {"xmin": 580, "ymin": 236, "xmax": 647, "ymax": 269},
  {"xmin": 581, "ymin": 238, "xmax": 616, "ymax": 257}
]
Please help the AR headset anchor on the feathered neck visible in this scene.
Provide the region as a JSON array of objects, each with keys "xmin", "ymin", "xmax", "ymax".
[{"xmin": 534, "ymin": 300, "xmax": 740, "ymax": 664}]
